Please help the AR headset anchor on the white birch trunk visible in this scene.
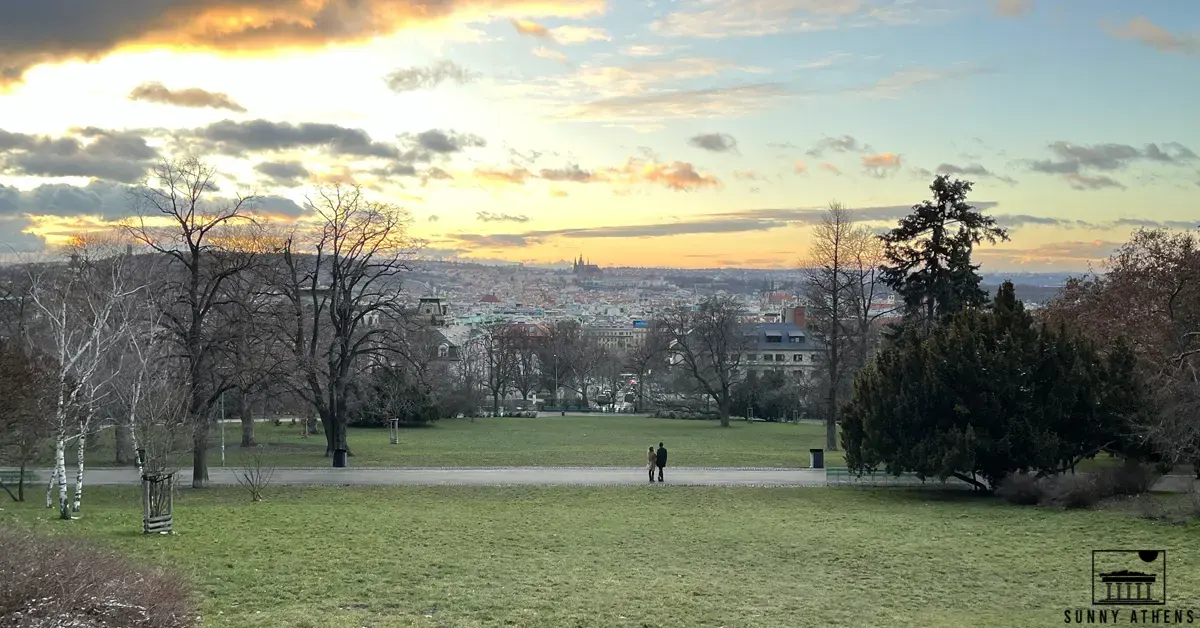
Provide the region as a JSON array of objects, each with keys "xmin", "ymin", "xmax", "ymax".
[
  {"xmin": 55, "ymin": 435, "xmax": 69, "ymax": 519},
  {"xmin": 129, "ymin": 380, "xmax": 144, "ymax": 476},
  {"xmin": 45, "ymin": 459, "xmax": 55, "ymax": 508},
  {"xmin": 72, "ymin": 419, "xmax": 87, "ymax": 512}
]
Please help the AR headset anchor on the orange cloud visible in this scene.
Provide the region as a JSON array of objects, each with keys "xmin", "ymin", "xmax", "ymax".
[
  {"xmin": 818, "ymin": 162, "xmax": 842, "ymax": 176},
  {"xmin": 861, "ymin": 152, "xmax": 902, "ymax": 177},
  {"xmin": 511, "ymin": 18, "xmax": 552, "ymax": 38},
  {"xmin": 794, "ymin": 160, "xmax": 808, "ymax": 174},
  {"xmin": 0, "ymin": 0, "xmax": 606, "ymax": 86},
  {"xmin": 600, "ymin": 158, "xmax": 720, "ymax": 192},
  {"xmin": 472, "ymin": 167, "xmax": 534, "ymax": 186}
]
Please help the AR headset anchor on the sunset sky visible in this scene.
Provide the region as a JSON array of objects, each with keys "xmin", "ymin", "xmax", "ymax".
[{"xmin": 0, "ymin": 0, "xmax": 1197, "ymax": 271}]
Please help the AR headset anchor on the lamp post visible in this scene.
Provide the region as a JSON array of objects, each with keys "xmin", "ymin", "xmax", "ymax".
[
  {"xmin": 220, "ymin": 392, "xmax": 225, "ymax": 468},
  {"xmin": 554, "ymin": 353, "xmax": 562, "ymax": 415}
]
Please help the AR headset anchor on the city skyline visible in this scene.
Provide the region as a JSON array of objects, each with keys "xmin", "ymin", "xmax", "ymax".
[{"xmin": 0, "ymin": 0, "xmax": 1197, "ymax": 271}]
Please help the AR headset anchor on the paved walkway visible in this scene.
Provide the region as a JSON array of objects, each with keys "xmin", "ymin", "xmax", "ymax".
[
  {"xmin": 22, "ymin": 467, "xmax": 1199, "ymax": 491},
  {"xmin": 53, "ymin": 467, "xmax": 828, "ymax": 487}
]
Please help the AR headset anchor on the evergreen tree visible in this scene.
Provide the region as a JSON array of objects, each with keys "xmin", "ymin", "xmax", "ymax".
[
  {"xmin": 879, "ymin": 176, "xmax": 1009, "ymax": 325},
  {"xmin": 841, "ymin": 281, "xmax": 1145, "ymax": 491}
]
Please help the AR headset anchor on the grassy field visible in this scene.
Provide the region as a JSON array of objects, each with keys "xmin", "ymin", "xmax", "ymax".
[
  {"xmin": 77, "ymin": 416, "xmax": 843, "ymax": 469},
  {"xmin": 3, "ymin": 486, "xmax": 1197, "ymax": 628}
]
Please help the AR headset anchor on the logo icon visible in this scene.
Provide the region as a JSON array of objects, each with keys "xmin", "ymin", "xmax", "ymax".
[{"xmin": 1092, "ymin": 550, "xmax": 1166, "ymax": 606}]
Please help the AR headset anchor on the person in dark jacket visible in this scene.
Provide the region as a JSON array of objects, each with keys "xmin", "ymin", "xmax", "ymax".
[
  {"xmin": 655, "ymin": 442, "xmax": 667, "ymax": 482},
  {"xmin": 647, "ymin": 446, "xmax": 656, "ymax": 482}
]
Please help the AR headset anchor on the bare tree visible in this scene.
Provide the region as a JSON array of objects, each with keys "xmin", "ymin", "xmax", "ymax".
[
  {"xmin": 272, "ymin": 184, "xmax": 413, "ymax": 462},
  {"xmin": 846, "ymin": 227, "xmax": 892, "ymax": 368},
  {"xmin": 662, "ymin": 295, "xmax": 748, "ymax": 427},
  {"xmin": 803, "ymin": 202, "xmax": 861, "ymax": 450},
  {"xmin": 124, "ymin": 157, "xmax": 259, "ymax": 488},
  {"xmin": 509, "ymin": 326, "xmax": 542, "ymax": 405},
  {"xmin": 627, "ymin": 320, "xmax": 671, "ymax": 413},
  {"xmin": 479, "ymin": 323, "xmax": 518, "ymax": 415},
  {"xmin": 29, "ymin": 236, "xmax": 140, "ymax": 517}
]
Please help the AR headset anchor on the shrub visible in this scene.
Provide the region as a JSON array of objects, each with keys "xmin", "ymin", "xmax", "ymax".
[
  {"xmin": 996, "ymin": 473, "xmax": 1045, "ymax": 505},
  {"xmin": 1043, "ymin": 473, "xmax": 1105, "ymax": 509},
  {"xmin": 1095, "ymin": 461, "xmax": 1160, "ymax": 497},
  {"xmin": 0, "ymin": 526, "xmax": 196, "ymax": 627}
]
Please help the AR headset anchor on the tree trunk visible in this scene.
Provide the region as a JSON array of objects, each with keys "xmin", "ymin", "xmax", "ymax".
[
  {"xmin": 826, "ymin": 386, "xmax": 839, "ymax": 451},
  {"xmin": 239, "ymin": 391, "xmax": 256, "ymax": 447},
  {"xmin": 72, "ymin": 420, "xmax": 86, "ymax": 512},
  {"xmin": 718, "ymin": 400, "xmax": 730, "ymax": 428},
  {"xmin": 492, "ymin": 391, "xmax": 500, "ymax": 416},
  {"xmin": 115, "ymin": 423, "xmax": 134, "ymax": 465},
  {"xmin": 192, "ymin": 418, "xmax": 210, "ymax": 488},
  {"xmin": 55, "ymin": 436, "xmax": 69, "ymax": 519}
]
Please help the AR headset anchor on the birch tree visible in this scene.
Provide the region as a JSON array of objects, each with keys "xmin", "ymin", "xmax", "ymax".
[{"xmin": 30, "ymin": 236, "xmax": 139, "ymax": 518}]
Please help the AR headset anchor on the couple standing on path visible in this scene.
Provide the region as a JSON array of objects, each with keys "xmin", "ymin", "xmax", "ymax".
[{"xmin": 647, "ymin": 443, "xmax": 667, "ymax": 482}]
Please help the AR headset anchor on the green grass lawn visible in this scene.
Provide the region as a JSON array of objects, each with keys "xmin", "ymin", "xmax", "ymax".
[
  {"xmin": 3, "ymin": 486, "xmax": 1196, "ymax": 628},
  {"xmin": 78, "ymin": 416, "xmax": 843, "ymax": 469}
]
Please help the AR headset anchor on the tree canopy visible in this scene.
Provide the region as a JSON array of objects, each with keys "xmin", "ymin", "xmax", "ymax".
[{"xmin": 841, "ymin": 281, "xmax": 1144, "ymax": 491}]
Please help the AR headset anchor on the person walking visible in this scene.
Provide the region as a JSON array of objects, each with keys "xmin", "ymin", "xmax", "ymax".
[
  {"xmin": 647, "ymin": 446, "xmax": 657, "ymax": 482},
  {"xmin": 655, "ymin": 442, "xmax": 668, "ymax": 482}
]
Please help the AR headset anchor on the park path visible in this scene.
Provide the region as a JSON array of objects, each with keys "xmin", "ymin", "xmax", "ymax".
[
  {"xmin": 56, "ymin": 466, "xmax": 829, "ymax": 487},
  {"xmin": 23, "ymin": 467, "xmax": 1199, "ymax": 491}
]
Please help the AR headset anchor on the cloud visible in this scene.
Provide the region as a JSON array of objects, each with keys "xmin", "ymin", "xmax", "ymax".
[
  {"xmin": 445, "ymin": 203, "xmax": 968, "ymax": 249},
  {"xmin": 602, "ymin": 158, "xmax": 720, "ymax": 192},
  {"xmin": 511, "ymin": 19, "xmax": 551, "ymax": 38},
  {"xmin": 734, "ymin": 169, "xmax": 765, "ymax": 181},
  {"xmin": 842, "ymin": 65, "xmax": 990, "ymax": 99},
  {"xmin": 798, "ymin": 52, "xmax": 853, "ymax": 69},
  {"xmin": 993, "ymin": 0, "xmax": 1032, "ymax": 18},
  {"xmin": 127, "ymin": 82, "xmax": 246, "ymax": 111},
  {"xmin": 935, "ymin": 162, "xmax": 1017, "ymax": 185},
  {"xmin": 688, "ymin": 132, "xmax": 738, "ymax": 153},
  {"xmin": 0, "ymin": 127, "xmax": 159, "ymax": 183},
  {"xmin": 819, "ymin": 162, "xmax": 842, "ymax": 176},
  {"xmin": 547, "ymin": 26, "xmax": 611, "ymax": 45},
  {"xmin": 793, "ymin": 161, "xmax": 808, "ymax": 174},
  {"xmin": 806, "ymin": 134, "xmax": 870, "ymax": 157},
  {"xmin": 563, "ymin": 82, "xmax": 790, "ymax": 124},
  {"xmin": 384, "ymin": 60, "xmax": 477, "ymax": 93},
  {"xmin": 0, "ymin": 179, "xmax": 136, "ymax": 220},
  {"xmin": 189, "ymin": 119, "xmax": 399, "ymax": 158},
  {"xmin": 254, "ymin": 160, "xmax": 310, "ymax": 187},
  {"xmin": 405, "ymin": 129, "xmax": 486, "ymax": 155},
  {"xmin": 1063, "ymin": 173, "xmax": 1125, "ymax": 191},
  {"xmin": 622, "ymin": 44, "xmax": 675, "ymax": 57},
  {"xmin": 538, "ymin": 164, "xmax": 595, "ymax": 182},
  {"xmin": 651, "ymin": 0, "xmax": 912, "ymax": 39},
  {"xmin": 974, "ymin": 240, "xmax": 1123, "ymax": 268},
  {"xmin": 861, "ymin": 152, "xmax": 902, "ymax": 177},
  {"xmin": 477, "ymin": 211, "xmax": 530, "ymax": 223},
  {"xmin": 1025, "ymin": 140, "xmax": 1193, "ymax": 189},
  {"xmin": 531, "ymin": 46, "xmax": 569, "ymax": 63},
  {"xmin": 549, "ymin": 188, "xmax": 568, "ymax": 198},
  {"xmin": 471, "ymin": 167, "xmax": 532, "ymax": 186},
  {"xmin": 506, "ymin": 57, "xmax": 791, "ymax": 125},
  {"xmin": 1105, "ymin": 16, "xmax": 1200, "ymax": 56},
  {"xmin": 0, "ymin": 0, "xmax": 606, "ymax": 86}
]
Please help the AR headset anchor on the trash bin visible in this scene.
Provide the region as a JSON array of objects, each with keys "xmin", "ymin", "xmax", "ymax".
[
  {"xmin": 809, "ymin": 448, "xmax": 824, "ymax": 469},
  {"xmin": 333, "ymin": 449, "xmax": 348, "ymax": 468}
]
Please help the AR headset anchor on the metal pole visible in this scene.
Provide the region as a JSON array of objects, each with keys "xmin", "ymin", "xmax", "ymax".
[
  {"xmin": 553, "ymin": 353, "xmax": 558, "ymax": 409},
  {"xmin": 220, "ymin": 392, "xmax": 226, "ymax": 467}
]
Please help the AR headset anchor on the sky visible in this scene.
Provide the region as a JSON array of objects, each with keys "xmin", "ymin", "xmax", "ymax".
[{"xmin": 0, "ymin": 0, "xmax": 1197, "ymax": 272}]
